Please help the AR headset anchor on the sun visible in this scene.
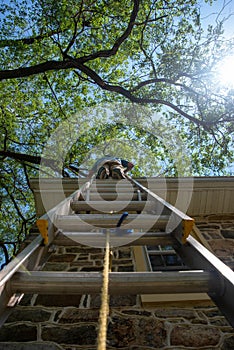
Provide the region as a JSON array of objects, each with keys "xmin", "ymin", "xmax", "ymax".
[{"xmin": 216, "ymin": 55, "xmax": 234, "ymax": 88}]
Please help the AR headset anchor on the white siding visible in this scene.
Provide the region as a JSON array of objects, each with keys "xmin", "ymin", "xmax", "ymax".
[{"xmin": 30, "ymin": 177, "xmax": 234, "ymax": 217}]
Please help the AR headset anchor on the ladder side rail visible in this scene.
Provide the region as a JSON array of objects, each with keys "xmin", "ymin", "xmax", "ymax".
[
  {"xmin": 0, "ymin": 235, "xmax": 43, "ymax": 326},
  {"xmin": 0, "ymin": 282, "xmax": 16, "ymax": 325},
  {"xmin": 0, "ymin": 235, "xmax": 42, "ymax": 287},
  {"xmin": 127, "ymin": 176, "xmax": 193, "ymax": 221},
  {"xmin": 37, "ymin": 174, "xmax": 96, "ymax": 244},
  {"xmin": 175, "ymin": 235, "xmax": 234, "ymax": 327},
  {"xmin": 127, "ymin": 176, "xmax": 194, "ymax": 242},
  {"xmin": 40, "ymin": 174, "xmax": 96, "ymax": 217},
  {"xmin": 0, "ymin": 175, "xmax": 96, "ymax": 325}
]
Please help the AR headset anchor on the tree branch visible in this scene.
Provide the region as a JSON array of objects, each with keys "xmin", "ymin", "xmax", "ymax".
[
  {"xmin": 72, "ymin": 61, "xmax": 208, "ymax": 128},
  {"xmin": 7, "ymin": 190, "xmax": 26, "ymax": 222},
  {"xmin": 0, "ymin": 60, "xmax": 72, "ymax": 80},
  {"xmin": 22, "ymin": 162, "xmax": 54, "ymax": 177},
  {"xmin": 0, "ymin": 0, "xmax": 139, "ymax": 81},
  {"xmin": 75, "ymin": 0, "xmax": 140, "ymax": 62},
  {"xmin": 0, "ymin": 150, "xmax": 58, "ymax": 168},
  {"xmin": 43, "ymin": 73, "xmax": 67, "ymax": 118},
  {"xmin": 130, "ymin": 77, "xmax": 186, "ymax": 92},
  {"xmin": 0, "ymin": 29, "xmax": 62, "ymax": 48},
  {"xmin": 0, "ymin": 54, "xmax": 209, "ymax": 127}
]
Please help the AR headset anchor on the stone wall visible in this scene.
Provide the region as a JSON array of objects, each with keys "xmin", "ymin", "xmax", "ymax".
[
  {"xmin": 0, "ymin": 216, "xmax": 234, "ymax": 349},
  {"xmin": 194, "ymin": 214, "xmax": 234, "ymax": 269}
]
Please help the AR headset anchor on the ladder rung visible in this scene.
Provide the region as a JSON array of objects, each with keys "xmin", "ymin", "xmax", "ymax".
[
  {"xmin": 89, "ymin": 186, "xmax": 136, "ymax": 193},
  {"xmin": 53, "ymin": 231, "xmax": 174, "ymax": 246},
  {"xmin": 11, "ymin": 271, "xmax": 216, "ymax": 295},
  {"xmin": 59, "ymin": 231, "xmax": 174, "ymax": 247},
  {"xmin": 87, "ymin": 193, "xmax": 147, "ymax": 201},
  {"xmin": 55, "ymin": 214, "xmax": 169, "ymax": 231},
  {"xmin": 91, "ymin": 180, "xmax": 133, "ymax": 186},
  {"xmin": 70, "ymin": 200, "xmax": 154, "ymax": 213}
]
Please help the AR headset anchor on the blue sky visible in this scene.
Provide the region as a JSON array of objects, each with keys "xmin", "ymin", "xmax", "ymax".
[{"xmin": 199, "ymin": 0, "xmax": 234, "ymax": 38}]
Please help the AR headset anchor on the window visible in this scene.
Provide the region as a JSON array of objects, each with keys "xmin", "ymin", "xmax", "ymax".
[
  {"xmin": 133, "ymin": 228, "xmax": 211, "ymax": 305},
  {"xmin": 145, "ymin": 245, "xmax": 188, "ymax": 271}
]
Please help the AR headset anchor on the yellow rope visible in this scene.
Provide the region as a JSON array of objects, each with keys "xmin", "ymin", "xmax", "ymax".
[{"xmin": 97, "ymin": 230, "xmax": 111, "ymax": 350}]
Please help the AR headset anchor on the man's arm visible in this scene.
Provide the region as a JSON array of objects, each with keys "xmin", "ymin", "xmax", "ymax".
[{"xmin": 121, "ymin": 160, "xmax": 134, "ymax": 172}]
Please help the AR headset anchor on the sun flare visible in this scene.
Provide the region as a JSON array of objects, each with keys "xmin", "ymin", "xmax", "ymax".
[{"xmin": 216, "ymin": 55, "xmax": 234, "ymax": 88}]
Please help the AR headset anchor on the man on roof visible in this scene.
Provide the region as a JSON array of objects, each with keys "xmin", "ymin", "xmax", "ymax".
[{"xmin": 89, "ymin": 156, "xmax": 134, "ymax": 180}]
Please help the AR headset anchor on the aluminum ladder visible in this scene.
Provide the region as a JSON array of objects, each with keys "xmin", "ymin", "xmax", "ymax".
[{"xmin": 0, "ymin": 175, "xmax": 234, "ymax": 327}]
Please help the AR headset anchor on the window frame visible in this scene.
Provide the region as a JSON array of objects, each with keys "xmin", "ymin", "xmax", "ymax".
[
  {"xmin": 145, "ymin": 244, "xmax": 189, "ymax": 271},
  {"xmin": 133, "ymin": 227, "xmax": 212, "ymax": 305}
]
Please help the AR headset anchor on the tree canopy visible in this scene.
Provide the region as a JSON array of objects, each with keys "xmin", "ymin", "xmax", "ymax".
[{"xmin": 0, "ymin": 0, "xmax": 234, "ymax": 265}]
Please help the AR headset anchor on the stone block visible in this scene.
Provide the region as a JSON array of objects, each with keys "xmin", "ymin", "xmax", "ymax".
[
  {"xmin": 48, "ymin": 254, "xmax": 77, "ymax": 262},
  {"xmin": 221, "ymin": 229, "xmax": 234, "ymax": 239},
  {"xmin": 107, "ymin": 316, "xmax": 135, "ymax": 348},
  {"xmin": 110, "ymin": 295, "xmax": 137, "ymax": 307},
  {"xmin": 154, "ymin": 308, "xmax": 196, "ymax": 319},
  {"xmin": 107, "ymin": 315, "xmax": 166, "ymax": 348},
  {"xmin": 111, "ymin": 259, "xmax": 133, "ymax": 266},
  {"xmin": 56, "ymin": 247, "xmax": 65, "ymax": 254},
  {"xmin": 0, "ymin": 342, "xmax": 64, "ymax": 350},
  {"xmin": 221, "ymin": 335, "xmax": 234, "ymax": 350},
  {"xmin": 42, "ymin": 262, "xmax": 69, "ymax": 271},
  {"xmin": 71, "ymin": 247, "xmax": 103, "ymax": 254},
  {"xmin": 221, "ymin": 223, "xmax": 234, "ymax": 229},
  {"xmin": 202, "ymin": 308, "xmax": 222, "ymax": 318},
  {"xmin": 70, "ymin": 261, "xmax": 94, "ymax": 267},
  {"xmin": 90, "ymin": 254, "xmax": 104, "ymax": 260},
  {"xmin": 65, "ymin": 247, "xmax": 87, "ymax": 253},
  {"xmin": 58, "ymin": 308, "xmax": 99, "ymax": 323},
  {"xmin": 121, "ymin": 309, "xmax": 152, "ymax": 317},
  {"xmin": 210, "ymin": 317, "xmax": 231, "ymax": 326},
  {"xmin": 0, "ymin": 324, "xmax": 37, "ymax": 342},
  {"xmin": 209, "ymin": 239, "xmax": 234, "ymax": 258},
  {"xmin": 90, "ymin": 294, "xmax": 137, "ymax": 308},
  {"xmin": 118, "ymin": 249, "xmax": 132, "ymax": 259},
  {"xmin": 191, "ymin": 318, "xmax": 208, "ymax": 325},
  {"xmin": 6, "ymin": 307, "xmax": 51, "ymax": 323},
  {"xmin": 209, "ymin": 232, "xmax": 223, "ymax": 239},
  {"xmin": 197, "ymin": 224, "xmax": 221, "ymax": 230},
  {"xmin": 80, "ymin": 266, "xmax": 103, "ymax": 272},
  {"xmin": 137, "ymin": 318, "xmax": 166, "ymax": 347},
  {"xmin": 207, "ymin": 215, "xmax": 234, "ymax": 221},
  {"xmin": 67, "ymin": 267, "xmax": 79, "ymax": 272},
  {"xmin": 171, "ymin": 325, "xmax": 220, "ymax": 347},
  {"xmin": 118, "ymin": 265, "xmax": 134, "ymax": 272},
  {"xmin": 41, "ymin": 325, "xmax": 97, "ymax": 345}
]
